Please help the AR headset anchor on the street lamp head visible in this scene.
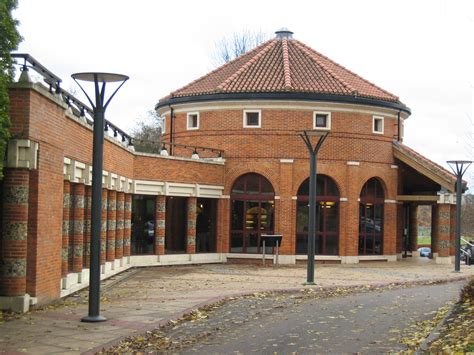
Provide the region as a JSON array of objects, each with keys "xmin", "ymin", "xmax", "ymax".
[
  {"xmin": 447, "ymin": 160, "xmax": 473, "ymax": 165},
  {"xmin": 71, "ymin": 72, "xmax": 129, "ymax": 83}
]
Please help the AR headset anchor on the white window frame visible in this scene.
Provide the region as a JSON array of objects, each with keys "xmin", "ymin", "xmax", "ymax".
[
  {"xmin": 373, "ymin": 116, "xmax": 384, "ymax": 134},
  {"xmin": 243, "ymin": 109, "xmax": 261, "ymax": 128},
  {"xmin": 187, "ymin": 112, "xmax": 200, "ymax": 130},
  {"xmin": 161, "ymin": 116, "xmax": 166, "ymax": 134},
  {"xmin": 313, "ymin": 111, "xmax": 331, "ymax": 130}
]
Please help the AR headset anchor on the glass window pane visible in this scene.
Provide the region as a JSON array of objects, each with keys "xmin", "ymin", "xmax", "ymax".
[
  {"xmin": 315, "ymin": 114, "xmax": 327, "ymax": 127},
  {"xmin": 297, "ymin": 179, "xmax": 309, "ymax": 196},
  {"xmin": 231, "ymin": 233, "xmax": 243, "ymax": 253},
  {"xmin": 246, "ymin": 112, "xmax": 259, "ymax": 126},
  {"xmin": 296, "ymin": 201, "xmax": 309, "ymax": 233},
  {"xmin": 317, "ymin": 202, "xmax": 324, "ymax": 232},
  {"xmin": 231, "ymin": 200, "xmax": 244, "ymax": 230},
  {"xmin": 232, "ymin": 178, "xmax": 244, "ymax": 194},
  {"xmin": 326, "ymin": 234, "xmax": 338, "ymax": 255},
  {"xmin": 260, "ymin": 202, "xmax": 274, "ymax": 230},
  {"xmin": 245, "ymin": 201, "xmax": 259, "ymax": 231},
  {"xmin": 247, "ymin": 233, "xmax": 258, "ymax": 254},
  {"xmin": 325, "ymin": 202, "xmax": 338, "ymax": 232},
  {"xmin": 261, "ymin": 178, "xmax": 274, "ymax": 195},
  {"xmin": 247, "ymin": 176, "xmax": 259, "ymax": 194},
  {"xmin": 296, "ymin": 234, "xmax": 307, "ymax": 255}
]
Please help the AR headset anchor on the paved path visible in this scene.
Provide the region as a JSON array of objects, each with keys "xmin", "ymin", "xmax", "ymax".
[
  {"xmin": 175, "ymin": 281, "xmax": 464, "ymax": 354},
  {"xmin": 0, "ymin": 258, "xmax": 472, "ymax": 354}
]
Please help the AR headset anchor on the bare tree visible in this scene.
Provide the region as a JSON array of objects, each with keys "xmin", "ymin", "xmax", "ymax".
[
  {"xmin": 212, "ymin": 29, "xmax": 269, "ymax": 66},
  {"xmin": 131, "ymin": 110, "xmax": 163, "ymax": 154}
]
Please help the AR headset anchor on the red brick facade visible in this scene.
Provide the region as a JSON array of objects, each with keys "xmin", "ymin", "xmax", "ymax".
[{"xmin": 0, "ymin": 44, "xmax": 460, "ymax": 309}]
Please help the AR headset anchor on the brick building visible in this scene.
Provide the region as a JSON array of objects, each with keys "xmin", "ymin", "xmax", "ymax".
[{"xmin": 0, "ymin": 29, "xmax": 463, "ymax": 311}]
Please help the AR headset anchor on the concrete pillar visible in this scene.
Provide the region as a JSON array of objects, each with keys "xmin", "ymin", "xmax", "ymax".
[
  {"xmin": 115, "ymin": 192, "xmax": 125, "ymax": 260},
  {"xmin": 72, "ymin": 183, "xmax": 84, "ymax": 273},
  {"xmin": 155, "ymin": 195, "xmax": 166, "ymax": 255},
  {"xmin": 0, "ymin": 169, "xmax": 29, "ymax": 296},
  {"xmin": 100, "ymin": 189, "xmax": 107, "ymax": 265},
  {"xmin": 84, "ymin": 186, "xmax": 92, "ymax": 268},
  {"xmin": 61, "ymin": 181, "xmax": 71, "ymax": 277},
  {"xmin": 186, "ymin": 197, "xmax": 197, "ymax": 254},
  {"xmin": 106, "ymin": 190, "xmax": 116, "ymax": 262},
  {"xmin": 123, "ymin": 194, "xmax": 132, "ymax": 257}
]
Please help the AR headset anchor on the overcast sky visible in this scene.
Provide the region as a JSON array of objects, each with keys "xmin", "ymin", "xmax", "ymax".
[{"xmin": 13, "ymin": 0, "xmax": 474, "ymax": 189}]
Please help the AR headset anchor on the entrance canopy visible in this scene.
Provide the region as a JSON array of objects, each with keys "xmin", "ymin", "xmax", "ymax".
[{"xmin": 393, "ymin": 141, "xmax": 466, "ymax": 200}]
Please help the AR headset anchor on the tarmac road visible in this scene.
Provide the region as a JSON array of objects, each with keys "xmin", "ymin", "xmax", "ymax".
[{"xmin": 161, "ymin": 281, "xmax": 466, "ymax": 354}]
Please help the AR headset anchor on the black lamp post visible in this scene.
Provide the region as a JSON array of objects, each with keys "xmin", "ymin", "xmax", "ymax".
[
  {"xmin": 72, "ymin": 72, "xmax": 129, "ymax": 322},
  {"xmin": 299, "ymin": 130, "xmax": 329, "ymax": 284},
  {"xmin": 447, "ymin": 160, "xmax": 472, "ymax": 273}
]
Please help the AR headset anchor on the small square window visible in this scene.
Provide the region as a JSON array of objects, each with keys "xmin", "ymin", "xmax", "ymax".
[
  {"xmin": 187, "ymin": 112, "xmax": 199, "ymax": 130},
  {"xmin": 243, "ymin": 110, "xmax": 261, "ymax": 128},
  {"xmin": 313, "ymin": 111, "xmax": 331, "ymax": 130},
  {"xmin": 373, "ymin": 116, "xmax": 384, "ymax": 134}
]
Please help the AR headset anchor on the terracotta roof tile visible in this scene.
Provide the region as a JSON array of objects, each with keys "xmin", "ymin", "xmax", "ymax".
[{"xmin": 162, "ymin": 36, "xmax": 401, "ymax": 103}]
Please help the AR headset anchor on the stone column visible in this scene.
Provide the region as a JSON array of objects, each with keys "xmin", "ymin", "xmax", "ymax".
[
  {"xmin": 155, "ymin": 195, "xmax": 166, "ymax": 255},
  {"xmin": 115, "ymin": 192, "xmax": 125, "ymax": 260},
  {"xmin": 186, "ymin": 197, "xmax": 197, "ymax": 254},
  {"xmin": 106, "ymin": 190, "xmax": 116, "ymax": 262},
  {"xmin": 100, "ymin": 189, "xmax": 108, "ymax": 265},
  {"xmin": 432, "ymin": 203, "xmax": 455, "ymax": 263},
  {"xmin": 0, "ymin": 169, "xmax": 29, "ymax": 296},
  {"xmin": 61, "ymin": 181, "xmax": 71, "ymax": 277},
  {"xmin": 84, "ymin": 186, "xmax": 92, "ymax": 268},
  {"xmin": 72, "ymin": 183, "xmax": 84, "ymax": 273},
  {"xmin": 123, "ymin": 194, "xmax": 132, "ymax": 257}
]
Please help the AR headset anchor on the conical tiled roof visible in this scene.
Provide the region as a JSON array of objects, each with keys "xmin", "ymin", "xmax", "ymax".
[{"xmin": 160, "ymin": 32, "xmax": 400, "ymax": 103}]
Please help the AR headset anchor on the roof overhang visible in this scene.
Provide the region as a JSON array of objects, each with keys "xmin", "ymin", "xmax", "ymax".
[
  {"xmin": 392, "ymin": 142, "xmax": 462, "ymax": 193},
  {"xmin": 156, "ymin": 92, "xmax": 411, "ymax": 115}
]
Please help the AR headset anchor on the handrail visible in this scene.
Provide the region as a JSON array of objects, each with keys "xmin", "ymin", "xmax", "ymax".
[
  {"xmin": 11, "ymin": 53, "xmax": 132, "ymax": 145},
  {"xmin": 10, "ymin": 53, "xmax": 225, "ymax": 159},
  {"xmin": 461, "ymin": 237, "xmax": 473, "ymax": 247}
]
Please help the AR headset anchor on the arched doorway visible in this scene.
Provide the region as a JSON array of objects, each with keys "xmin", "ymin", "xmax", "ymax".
[
  {"xmin": 296, "ymin": 175, "xmax": 339, "ymax": 255},
  {"xmin": 230, "ymin": 173, "xmax": 275, "ymax": 253},
  {"xmin": 359, "ymin": 178, "xmax": 385, "ymax": 255}
]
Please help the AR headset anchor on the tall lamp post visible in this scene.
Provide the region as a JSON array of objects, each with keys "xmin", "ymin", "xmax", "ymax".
[
  {"xmin": 299, "ymin": 130, "xmax": 329, "ymax": 284},
  {"xmin": 447, "ymin": 160, "xmax": 472, "ymax": 273},
  {"xmin": 72, "ymin": 73, "xmax": 129, "ymax": 322}
]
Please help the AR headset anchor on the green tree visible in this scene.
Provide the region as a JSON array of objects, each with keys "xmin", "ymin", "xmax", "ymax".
[
  {"xmin": 0, "ymin": 0, "xmax": 22, "ymax": 178},
  {"xmin": 131, "ymin": 110, "xmax": 163, "ymax": 154}
]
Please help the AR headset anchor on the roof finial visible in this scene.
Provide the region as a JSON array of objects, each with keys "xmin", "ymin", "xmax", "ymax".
[{"xmin": 275, "ymin": 28, "xmax": 293, "ymax": 39}]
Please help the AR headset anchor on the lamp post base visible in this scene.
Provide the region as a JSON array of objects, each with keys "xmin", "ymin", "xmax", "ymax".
[
  {"xmin": 81, "ymin": 315, "xmax": 107, "ymax": 323},
  {"xmin": 303, "ymin": 281, "xmax": 316, "ymax": 286}
]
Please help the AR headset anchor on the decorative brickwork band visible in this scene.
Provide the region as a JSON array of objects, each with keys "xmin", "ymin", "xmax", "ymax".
[
  {"xmin": 432, "ymin": 204, "xmax": 456, "ymax": 257},
  {"xmin": 101, "ymin": 189, "xmax": 108, "ymax": 264},
  {"xmin": 1, "ymin": 169, "xmax": 29, "ymax": 296},
  {"xmin": 72, "ymin": 183, "xmax": 84, "ymax": 273},
  {"xmin": 155, "ymin": 195, "xmax": 166, "ymax": 255},
  {"xmin": 123, "ymin": 194, "xmax": 132, "ymax": 257},
  {"xmin": 115, "ymin": 192, "xmax": 125, "ymax": 260},
  {"xmin": 62, "ymin": 181, "xmax": 72, "ymax": 275},
  {"xmin": 106, "ymin": 190, "xmax": 116, "ymax": 262},
  {"xmin": 83, "ymin": 186, "xmax": 92, "ymax": 268},
  {"xmin": 186, "ymin": 197, "xmax": 197, "ymax": 254}
]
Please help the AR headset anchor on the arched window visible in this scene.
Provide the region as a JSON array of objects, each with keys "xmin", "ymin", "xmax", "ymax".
[
  {"xmin": 359, "ymin": 178, "xmax": 385, "ymax": 255},
  {"xmin": 230, "ymin": 173, "xmax": 275, "ymax": 253},
  {"xmin": 296, "ymin": 175, "xmax": 339, "ymax": 255}
]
